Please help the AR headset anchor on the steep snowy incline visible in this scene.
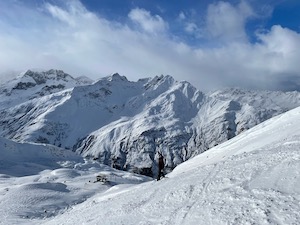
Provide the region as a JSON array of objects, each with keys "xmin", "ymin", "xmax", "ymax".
[
  {"xmin": 75, "ymin": 77, "xmax": 204, "ymax": 176},
  {"xmin": 78, "ymin": 86, "xmax": 300, "ymax": 176},
  {"xmin": 0, "ymin": 89, "xmax": 73, "ymax": 141},
  {"xmin": 43, "ymin": 106, "xmax": 300, "ymax": 225},
  {"xmin": 0, "ymin": 73, "xmax": 146, "ymax": 147},
  {"xmin": 27, "ymin": 73, "xmax": 152, "ymax": 148},
  {"xmin": 0, "ymin": 69, "xmax": 92, "ymax": 110}
]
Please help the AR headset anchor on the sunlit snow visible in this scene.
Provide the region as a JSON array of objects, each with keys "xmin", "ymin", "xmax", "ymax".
[{"xmin": 1, "ymin": 104, "xmax": 300, "ymax": 224}]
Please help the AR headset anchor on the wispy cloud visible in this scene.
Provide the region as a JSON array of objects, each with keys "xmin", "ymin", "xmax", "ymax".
[
  {"xmin": 0, "ymin": 0, "xmax": 300, "ymax": 91},
  {"xmin": 128, "ymin": 8, "xmax": 168, "ymax": 34}
]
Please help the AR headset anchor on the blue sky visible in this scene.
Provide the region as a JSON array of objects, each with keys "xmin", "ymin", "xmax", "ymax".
[
  {"xmin": 0, "ymin": 0, "xmax": 299, "ymax": 91},
  {"xmin": 82, "ymin": 0, "xmax": 300, "ymax": 41}
]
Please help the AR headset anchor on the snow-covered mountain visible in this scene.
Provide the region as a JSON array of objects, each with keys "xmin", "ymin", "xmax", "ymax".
[
  {"xmin": 1, "ymin": 99, "xmax": 299, "ymax": 224},
  {"xmin": 1, "ymin": 70, "xmax": 300, "ymax": 177},
  {"xmin": 0, "ymin": 69, "xmax": 92, "ymax": 110}
]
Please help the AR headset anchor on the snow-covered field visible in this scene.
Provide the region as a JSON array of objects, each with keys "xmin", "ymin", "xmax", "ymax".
[
  {"xmin": 0, "ymin": 138, "xmax": 151, "ymax": 224},
  {"xmin": 1, "ymin": 102, "xmax": 300, "ymax": 224}
]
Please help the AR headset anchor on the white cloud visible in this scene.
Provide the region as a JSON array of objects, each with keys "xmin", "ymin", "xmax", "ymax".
[
  {"xmin": 205, "ymin": 1, "xmax": 254, "ymax": 43},
  {"xmin": 0, "ymin": 0, "xmax": 300, "ymax": 92},
  {"xmin": 185, "ymin": 22, "xmax": 198, "ymax": 34},
  {"xmin": 256, "ymin": 25, "xmax": 300, "ymax": 75},
  {"xmin": 45, "ymin": 3, "xmax": 76, "ymax": 26},
  {"xmin": 128, "ymin": 8, "xmax": 168, "ymax": 34}
]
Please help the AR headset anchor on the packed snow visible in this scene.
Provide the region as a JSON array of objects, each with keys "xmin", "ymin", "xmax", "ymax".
[{"xmin": 1, "ymin": 103, "xmax": 300, "ymax": 224}]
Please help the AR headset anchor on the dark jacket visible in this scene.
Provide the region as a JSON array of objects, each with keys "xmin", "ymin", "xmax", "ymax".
[{"xmin": 158, "ymin": 154, "xmax": 164, "ymax": 170}]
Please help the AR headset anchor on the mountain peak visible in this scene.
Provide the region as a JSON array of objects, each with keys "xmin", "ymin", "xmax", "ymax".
[
  {"xmin": 0, "ymin": 69, "xmax": 90, "ymax": 110},
  {"xmin": 107, "ymin": 73, "xmax": 128, "ymax": 82},
  {"xmin": 23, "ymin": 69, "xmax": 73, "ymax": 85},
  {"xmin": 144, "ymin": 74, "xmax": 175, "ymax": 90}
]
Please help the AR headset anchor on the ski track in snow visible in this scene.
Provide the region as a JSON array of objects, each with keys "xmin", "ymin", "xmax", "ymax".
[
  {"xmin": 0, "ymin": 121, "xmax": 300, "ymax": 224},
  {"xmin": 1, "ymin": 110, "xmax": 300, "ymax": 224},
  {"xmin": 40, "ymin": 145, "xmax": 300, "ymax": 225}
]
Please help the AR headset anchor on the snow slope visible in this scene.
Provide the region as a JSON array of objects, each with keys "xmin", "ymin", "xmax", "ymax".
[
  {"xmin": 0, "ymin": 136, "xmax": 80, "ymax": 176},
  {"xmin": 0, "ymin": 137, "xmax": 151, "ymax": 225},
  {"xmin": 41, "ymin": 104, "xmax": 300, "ymax": 225}
]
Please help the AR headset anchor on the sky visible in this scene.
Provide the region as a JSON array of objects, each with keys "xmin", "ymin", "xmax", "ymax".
[{"xmin": 0, "ymin": 0, "xmax": 299, "ymax": 91}]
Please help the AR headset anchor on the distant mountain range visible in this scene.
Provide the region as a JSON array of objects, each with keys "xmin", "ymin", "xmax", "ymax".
[{"xmin": 1, "ymin": 69, "xmax": 300, "ymax": 177}]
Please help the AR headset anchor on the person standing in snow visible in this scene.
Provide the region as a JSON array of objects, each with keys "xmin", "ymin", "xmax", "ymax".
[{"xmin": 157, "ymin": 152, "xmax": 165, "ymax": 181}]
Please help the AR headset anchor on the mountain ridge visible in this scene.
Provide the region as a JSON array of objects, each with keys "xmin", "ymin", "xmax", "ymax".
[
  {"xmin": 0, "ymin": 69, "xmax": 92, "ymax": 110},
  {"xmin": 1, "ymin": 70, "xmax": 300, "ymax": 177}
]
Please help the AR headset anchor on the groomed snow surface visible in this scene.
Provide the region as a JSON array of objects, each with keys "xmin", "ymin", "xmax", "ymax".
[{"xmin": 1, "ymin": 106, "xmax": 300, "ymax": 224}]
